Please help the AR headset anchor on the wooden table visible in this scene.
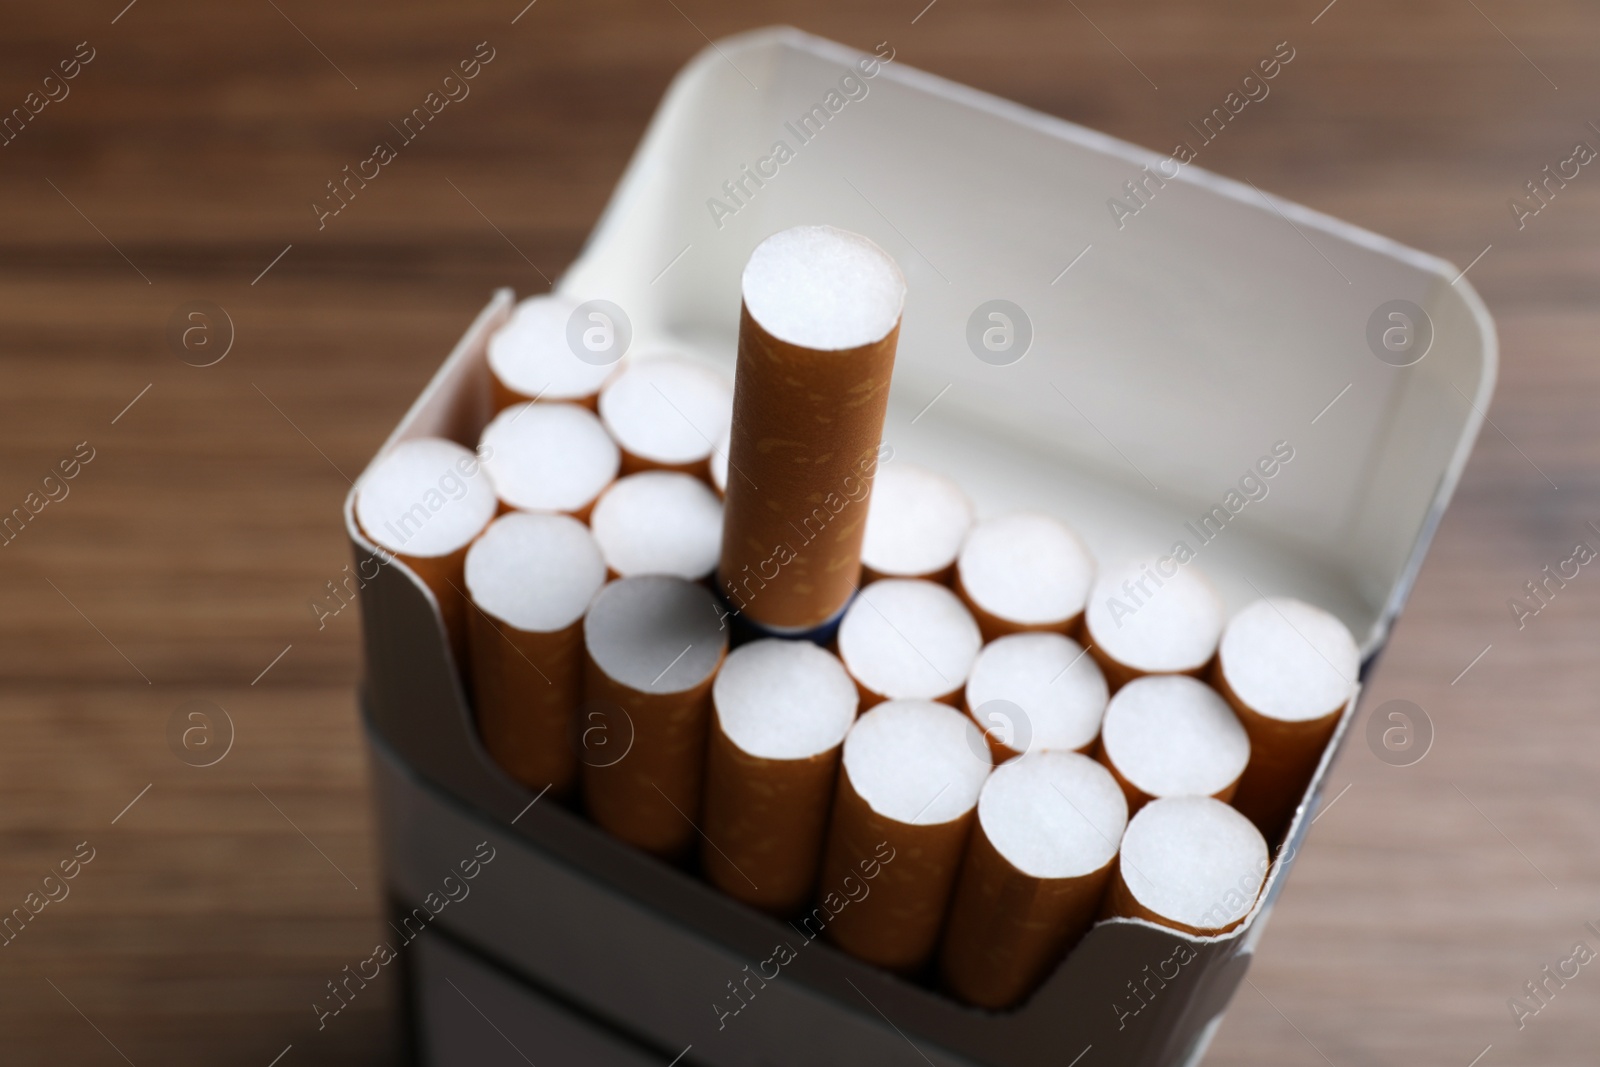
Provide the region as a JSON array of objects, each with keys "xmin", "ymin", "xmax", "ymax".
[{"xmin": 1, "ymin": 1, "xmax": 1596, "ymax": 1063}]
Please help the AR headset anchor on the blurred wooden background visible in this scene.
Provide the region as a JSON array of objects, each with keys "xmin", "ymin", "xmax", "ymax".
[{"xmin": 2, "ymin": 0, "xmax": 1599, "ymax": 1064}]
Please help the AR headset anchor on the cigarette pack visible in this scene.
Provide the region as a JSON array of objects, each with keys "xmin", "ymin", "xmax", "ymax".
[{"xmin": 348, "ymin": 26, "xmax": 1494, "ymax": 1066}]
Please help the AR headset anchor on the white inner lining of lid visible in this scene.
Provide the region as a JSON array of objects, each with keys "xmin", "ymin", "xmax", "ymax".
[
  {"xmin": 862, "ymin": 462, "xmax": 974, "ymax": 577},
  {"xmin": 1219, "ymin": 597, "xmax": 1359, "ymax": 722},
  {"xmin": 1100, "ymin": 675, "xmax": 1249, "ymax": 798},
  {"xmin": 843, "ymin": 700, "xmax": 990, "ymax": 825},
  {"xmin": 480, "ymin": 402, "xmax": 620, "ymax": 513},
  {"xmin": 979, "ymin": 751, "xmax": 1128, "ymax": 880},
  {"xmin": 964, "ymin": 632, "xmax": 1108, "ymax": 753},
  {"xmin": 838, "ymin": 579, "xmax": 982, "ymax": 700},
  {"xmin": 355, "ymin": 437, "xmax": 497, "ymax": 558},
  {"xmin": 465, "ymin": 512, "xmax": 606, "ymax": 632},
  {"xmin": 590, "ymin": 472, "xmax": 723, "ymax": 580},
  {"xmin": 957, "ymin": 512, "xmax": 1096, "ymax": 626},
  {"xmin": 486, "ymin": 294, "xmax": 615, "ymax": 400},
  {"xmin": 1085, "ymin": 560, "xmax": 1224, "ymax": 673},
  {"xmin": 741, "ymin": 225, "xmax": 906, "ymax": 351},
  {"xmin": 583, "ymin": 575, "xmax": 726, "ymax": 694},
  {"xmin": 714, "ymin": 639, "xmax": 858, "ymax": 760},
  {"xmin": 1119, "ymin": 796, "xmax": 1268, "ymax": 930},
  {"xmin": 599, "ymin": 355, "xmax": 732, "ymax": 465}
]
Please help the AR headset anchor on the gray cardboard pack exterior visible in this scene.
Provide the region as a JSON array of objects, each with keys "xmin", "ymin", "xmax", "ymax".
[{"xmin": 347, "ymin": 27, "xmax": 1496, "ymax": 1067}]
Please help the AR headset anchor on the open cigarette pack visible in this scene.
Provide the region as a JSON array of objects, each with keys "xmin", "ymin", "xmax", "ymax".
[{"xmin": 347, "ymin": 27, "xmax": 1494, "ymax": 1067}]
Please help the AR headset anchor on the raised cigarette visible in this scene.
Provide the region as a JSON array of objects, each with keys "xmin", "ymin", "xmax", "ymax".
[
  {"xmin": 938, "ymin": 750, "xmax": 1128, "ymax": 1008},
  {"xmin": 463, "ymin": 511, "xmax": 607, "ymax": 796},
  {"xmin": 598, "ymin": 355, "xmax": 733, "ymax": 479},
  {"xmin": 579, "ymin": 575, "xmax": 728, "ymax": 858},
  {"xmin": 700, "ymin": 639, "xmax": 859, "ymax": 915},
  {"xmin": 861, "ymin": 462, "xmax": 975, "ymax": 584},
  {"xmin": 836, "ymin": 579, "xmax": 983, "ymax": 708},
  {"xmin": 709, "ymin": 421, "xmax": 732, "ymax": 498},
  {"xmin": 816, "ymin": 699, "xmax": 991, "ymax": 972},
  {"xmin": 589, "ymin": 471, "xmax": 723, "ymax": 582},
  {"xmin": 354, "ymin": 437, "xmax": 497, "ymax": 658},
  {"xmin": 479, "ymin": 401, "xmax": 620, "ymax": 522},
  {"xmin": 1102, "ymin": 795, "xmax": 1268, "ymax": 936},
  {"xmin": 963, "ymin": 632, "xmax": 1109, "ymax": 762},
  {"xmin": 955, "ymin": 513, "xmax": 1096, "ymax": 642},
  {"xmin": 1213, "ymin": 597, "xmax": 1359, "ymax": 839},
  {"xmin": 719, "ymin": 225, "xmax": 907, "ymax": 634},
  {"xmin": 1096, "ymin": 674, "xmax": 1250, "ymax": 814},
  {"xmin": 1083, "ymin": 561, "xmax": 1224, "ymax": 691},
  {"xmin": 486, "ymin": 293, "xmax": 617, "ymax": 411}
]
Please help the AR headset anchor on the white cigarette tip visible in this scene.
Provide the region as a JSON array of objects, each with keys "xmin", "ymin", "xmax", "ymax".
[
  {"xmin": 1120, "ymin": 796, "xmax": 1268, "ymax": 931},
  {"xmin": 1086, "ymin": 560, "xmax": 1224, "ymax": 674},
  {"xmin": 465, "ymin": 512, "xmax": 606, "ymax": 633},
  {"xmin": 1220, "ymin": 597, "xmax": 1359, "ymax": 722},
  {"xmin": 843, "ymin": 700, "xmax": 990, "ymax": 826},
  {"xmin": 591, "ymin": 472, "xmax": 723, "ymax": 581},
  {"xmin": 480, "ymin": 402, "xmax": 620, "ymax": 513},
  {"xmin": 488, "ymin": 293, "xmax": 616, "ymax": 400},
  {"xmin": 839, "ymin": 580, "xmax": 982, "ymax": 702},
  {"xmin": 355, "ymin": 437, "xmax": 497, "ymax": 558},
  {"xmin": 980, "ymin": 751, "xmax": 1127, "ymax": 880},
  {"xmin": 1100, "ymin": 674, "xmax": 1250, "ymax": 799},
  {"xmin": 714, "ymin": 639, "xmax": 858, "ymax": 761},
  {"xmin": 742, "ymin": 225, "xmax": 907, "ymax": 351}
]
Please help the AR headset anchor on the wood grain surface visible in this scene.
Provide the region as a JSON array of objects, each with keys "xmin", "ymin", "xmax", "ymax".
[{"xmin": 2, "ymin": 1, "xmax": 1598, "ymax": 1064}]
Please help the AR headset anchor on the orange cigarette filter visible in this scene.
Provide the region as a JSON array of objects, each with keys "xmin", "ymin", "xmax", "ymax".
[
  {"xmin": 836, "ymin": 579, "xmax": 982, "ymax": 709},
  {"xmin": 486, "ymin": 294, "xmax": 619, "ymax": 412},
  {"xmin": 579, "ymin": 575, "xmax": 728, "ymax": 859},
  {"xmin": 1095, "ymin": 674, "xmax": 1250, "ymax": 814},
  {"xmin": 479, "ymin": 401, "xmax": 620, "ymax": 523},
  {"xmin": 463, "ymin": 512, "xmax": 607, "ymax": 797},
  {"xmin": 353, "ymin": 437, "xmax": 498, "ymax": 661},
  {"xmin": 939, "ymin": 751, "xmax": 1129, "ymax": 1009},
  {"xmin": 598, "ymin": 355, "xmax": 733, "ymax": 480},
  {"xmin": 860, "ymin": 462, "xmax": 974, "ymax": 585},
  {"xmin": 817, "ymin": 699, "xmax": 991, "ymax": 973},
  {"xmin": 963, "ymin": 632, "xmax": 1109, "ymax": 763},
  {"xmin": 1213, "ymin": 597, "xmax": 1359, "ymax": 840},
  {"xmin": 954, "ymin": 513, "xmax": 1097, "ymax": 642},
  {"xmin": 718, "ymin": 225, "xmax": 907, "ymax": 632},
  {"xmin": 700, "ymin": 639, "xmax": 859, "ymax": 915},
  {"xmin": 1102, "ymin": 795, "xmax": 1269, "ymax": 937},
  {"xmin": 1083, "ymin": 561, "xmax": 1225, "ymax": 691}
]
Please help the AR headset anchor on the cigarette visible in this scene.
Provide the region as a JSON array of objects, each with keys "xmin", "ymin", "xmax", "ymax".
[
  {"xmin": 816, "ymin": 699, "xmax": 991, "ymax": 972},
  {"xmin": 1095, "ymin": 674, "xmax": 1250, "ymax": 814},
  {"xmin": 579, "ymin": 575, "xmax": 728, "ymax": 858},
  {"xmin": 708, "ymin": 421, "xmax": 732, "ymax": 498},
  {"xmin": 1102, "ymin": 795, "xmax": 1268, "ymax": 936},
  {"xmin": 700, "ymin": 639, "xmax": 859, "ymax": 915},
  {"xmin": 719, "ymin": 225, "xmax": 907, "ymax": 633},
  {"xmin": 598, "ymin": 355, "xmax": 733, "ymax": 480},
  {"xmin": 1212, "ymin": 597, "xmax": 1359, "ymax": 838},
  {"xmin": 486, "ymin": 294, "xmax": 617, "ymax": 411},
  {"xmin": 589, "ymin": 472, "xmax": 723, "ymax": 582},
  {"xmin": 479, "ymin": 401, "xmax": 620, "ymax": 522},
  {"xmin": 836, "ymin": 578, "xmax": 983, "ymax": 708},
  {"xmin": 1083, "ymin": 561, "xmax": 1224, "ymax": 690},
  {"xmin": 463, "ymin": 512, "xmax": 607, "ymax": 796},
  {"xmin": 861, "ymin": 462, "xmax": 975, "ymax": 584},
  {"xmin": 963, "ymin": 632, "xmax": 1109, "ymax": 762},
  {"xmin": 938, "ymin": 751, "xmax": 1128, "ymax": 1009},
  {"xmin": 954, "ymin": 513, "xmax": 1096, "ymax": 642},
  {"xmin": 354, "ymin": 437, "xmax": 497, "ymax": 659}
]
